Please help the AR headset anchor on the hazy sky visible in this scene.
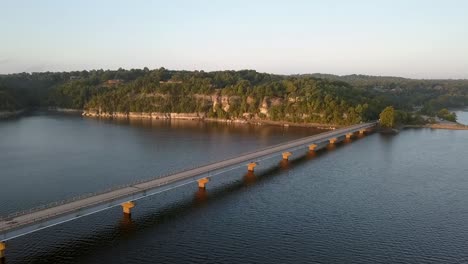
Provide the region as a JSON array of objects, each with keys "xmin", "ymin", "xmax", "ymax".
[{"xmin": 1, "ymin": 0, "xmax": 468, "ymax": 78}]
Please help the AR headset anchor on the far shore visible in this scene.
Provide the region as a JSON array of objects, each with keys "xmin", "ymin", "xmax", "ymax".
[
  {"xmin": 81, "ymin": 110, "xmax": 340, "ymax": 130},
  {"xmin": 0, "ymin": 109, "xmax": 27, "ymax": 119},
  {"xmin": 201, "ymin": 117, "xmax": 337, "ymax": 130},
  {"xmin": 47, "ymin": 107, "xmax": 83, "ymax": 113},
  {"xmin": 7, "ymin": 108, "xmax": 468, "ymax": 131},
  {"xmin": 403, "ymin": 123, "xmax": 468, "ymax": 130},
  {"xmin": 0, "ymin": 108, "xmax": 341, "ymax": 130}
]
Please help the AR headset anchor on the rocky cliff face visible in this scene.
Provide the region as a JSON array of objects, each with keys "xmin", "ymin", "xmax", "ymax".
[
  {"xmin": 209, "ymin": 91, "xmax": 242, "ymax": 113},
  {"xmin": 84, "ymin": 92, "xmax": 287, "ymax": 121},
  {"xmin": 83, "ymin": 110, "xmax": 206, "ymax": 120}
]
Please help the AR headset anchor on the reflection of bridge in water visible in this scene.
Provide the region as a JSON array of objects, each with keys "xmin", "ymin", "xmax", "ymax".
[{"xmin": 0, "ymin": 122, "xmax": 377, "ymax": 259}]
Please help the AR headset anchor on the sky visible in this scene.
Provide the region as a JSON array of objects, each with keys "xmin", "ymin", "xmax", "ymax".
[{"xmin": 1, "ymin": 0, "xmax": 468, "ymax": 78}]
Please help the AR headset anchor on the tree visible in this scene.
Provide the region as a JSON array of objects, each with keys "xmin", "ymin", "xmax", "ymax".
[
  {"xmin": 437, "ymin": 108, "xmax": 457, "ymax": 122},
  {"xmin": 379, "ymin": 106, "xmax": 395, "ymax": 128}
]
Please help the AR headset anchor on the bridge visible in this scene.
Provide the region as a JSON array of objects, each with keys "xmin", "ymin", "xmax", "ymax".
[{"xmin": 0, "ymin": 122, "xmax": 377, "ymax": 259}]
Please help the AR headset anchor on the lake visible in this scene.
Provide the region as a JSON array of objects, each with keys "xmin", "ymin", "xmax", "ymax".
[
  {"xmin": 454, "ymin": 109, "xmax": 468, "ymax": 125},
  {"xmin": 1, "ymin": 113, "xmax": 467, "ymax": 264}
]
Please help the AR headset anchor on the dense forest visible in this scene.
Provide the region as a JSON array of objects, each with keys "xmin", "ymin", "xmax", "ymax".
[
  {"xmin": 1, "ymin": 68, "xmax": 467, "ymax": 125},
  {"xmin": 0, "ymin": 87, "xmax": 20, "ymax": 111},
  {"xmin": 307, "ymin": 74, "xmax": 468, "ymax": 114}
]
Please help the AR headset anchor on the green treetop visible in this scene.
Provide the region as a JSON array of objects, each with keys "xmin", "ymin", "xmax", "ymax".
[
  {"xmin": 437, "ymin": 108, "xmax": 457, "ymax": 122},
  {"xmin": 379, "ymin": 106, "xmax": 395, "ymax": 128}
]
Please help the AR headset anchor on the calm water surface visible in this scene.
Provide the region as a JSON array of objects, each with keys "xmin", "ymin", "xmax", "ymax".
[
  {"xmin": 1, "ymin": 112, "xmax": 468, "ymax": 264},
  {"xmin": 454, "ymin": 109, "xmax": 468, "ymax": 125}
]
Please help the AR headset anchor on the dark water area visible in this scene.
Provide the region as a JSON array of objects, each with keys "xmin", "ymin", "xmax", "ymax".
[{"xmin": 1, "ymin": 113, "xmax": 468, "ymax": 263}]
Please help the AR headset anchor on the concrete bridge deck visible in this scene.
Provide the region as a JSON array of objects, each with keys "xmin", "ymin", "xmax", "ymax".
[{"xmin": 0, "ymin": 122, "xmax": 376, "ymax": 253}]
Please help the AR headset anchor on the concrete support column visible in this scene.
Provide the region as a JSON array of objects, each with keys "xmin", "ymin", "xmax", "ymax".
[
  {"xmin": 247, "ymin": 162, "xmax": 257, "ymax": 172},
  {"xmin": 0, "ymin": 241, "xmax": 5, "ymax": 259},
  {"xmin": 346, "ymin": 133, "xmax": 353, "ymax": 139},
  {"xmin": 282, "ymin": 152, "xmax": 292, "ymax": 160},
  {"xmin": 308, "ymin": 144, "xmax": 317, "ymax": 151},
  {"xmin": 359, "ymin": 129, "xmax": 366, "ymax": 135},
  {"xmin": 121, "ymin": 201, "xmax": 135, "ymax": 215},
  {"xmin": 329, "ymin": 138, "xmax": 337, "ymax": 144},
  {"xmin": 197, "ymin": 177, "xmax": 210, "ymax": 189}
]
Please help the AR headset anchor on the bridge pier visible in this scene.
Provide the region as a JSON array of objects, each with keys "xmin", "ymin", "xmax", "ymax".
[
  {"xmin": 346, "ymin": 133, "xmax": 354, "ymax": 139},
  {"xmin": 0, "ymin": 242, "xmax": 5, "ymax": 259},
  {"xmin": 197, "ymin": 177, "xmax": 210, "ymax": 189},
  {"xmin": 247, "ymin": 162, "xmax": 257, "ymax": 172},
  {"xmin": 282, "ymin": 152, "xmax": 292, "ymax": 160},
  {"xmin": 308, "ymin": 144, "xmax": 317, "ymax": 151},
  {"xmin": 329, "ymin": 138, "xmax": 338, "ymax": 144},
  {"xmin": 359, "ymin": 129, "xmax": 366, "ymax": 135},
  {"xmin": 121, "ymin": 201, "xmax": 135, "ymax": 215}
]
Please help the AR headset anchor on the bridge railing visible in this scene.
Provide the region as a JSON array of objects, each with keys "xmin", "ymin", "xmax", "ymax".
[
  {"xmin": 0, "ymin": 172, "xmax": 174, "ymax": 222},
  {"xmin": 0, "ymin": 122, "xmax": 376, "ymax": 223}
]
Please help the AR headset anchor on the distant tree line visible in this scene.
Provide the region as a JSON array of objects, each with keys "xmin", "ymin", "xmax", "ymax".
[
  {"xmin": 306, "ymin": 73, "xmax": 468, "ymax": 115},
  {"xmin": 0, "ymin": 68, "xmax": 467, "ymax": 125}
]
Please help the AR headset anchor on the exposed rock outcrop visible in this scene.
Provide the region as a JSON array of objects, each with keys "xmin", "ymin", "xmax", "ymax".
[{"xmin": 83, "ymin": 110, "xmax": 206, "ymax": 120}]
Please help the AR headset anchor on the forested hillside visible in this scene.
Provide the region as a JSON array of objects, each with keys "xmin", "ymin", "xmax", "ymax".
[
  {"xmin": 1, "ymin": 69, "xmax": 467, "ymax": 125},
  {"xmin": 308, "ymin": 74, "xmax": 468, "ymax": 114}
]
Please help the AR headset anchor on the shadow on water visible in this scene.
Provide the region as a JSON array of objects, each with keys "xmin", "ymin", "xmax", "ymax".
[
  {"xmin": 279, "ymin": 159, "xmax": 290, "ymax": 170},
  {"xmin": 119, "ymin": 214, "xmax": 137, "ymax": 236},
  {"xmin": 193, "ymin": 188, "xmax": 209, "ymax": 205},
  {"xmin": 243, "ymin": 171, "xmax": 257, "ymax": 186},
  {"xmin": 13, "ymin": 133, "xmax": 370, "ymax": 264},
  {"xmin": 378, "ymin": 132, "xmax": 398, "ymax": 142}
]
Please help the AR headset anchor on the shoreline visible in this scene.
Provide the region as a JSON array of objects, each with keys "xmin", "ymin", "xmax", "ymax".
[
  {"xmin": 403, "ymin": 123, "xmax": 468, "ymax": 130},
  {"xmin": 47, "ymin": 107, "xmax": 83, "ymax": 114},
  {"xmin": 196, "ymin": 117, "xmax": 336, "ymax": 130},
  {"xmin": 0, "ymin": 109, "xmax": 26, "ymax": 120},
  {"xmin": 82, "ymin": 110, "xmax": 338, "ymax": 130},
  {"xmin": 7, "ymin": 109, "xmax": 467, "ymax": 131}
]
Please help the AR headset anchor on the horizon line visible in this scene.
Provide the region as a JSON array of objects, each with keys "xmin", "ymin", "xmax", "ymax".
[{"xmin": 1, "ymin": 67, "xmax": 467, "ymax": 81}]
